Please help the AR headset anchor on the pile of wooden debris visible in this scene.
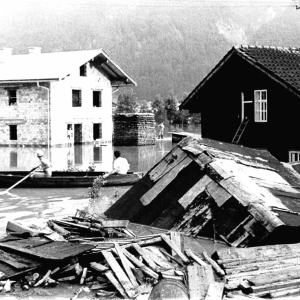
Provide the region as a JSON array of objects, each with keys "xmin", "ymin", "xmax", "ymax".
[
  {"xmin": 0, "ymin": 210, "xmax": 231, "ymax": 299},
  {"xmin": 4, "ymin": 210, "xmax": 299, "ymax": 299},
  {"xmin": 215, "ymin": 243, "xmax": 300, "ymax": 299}
]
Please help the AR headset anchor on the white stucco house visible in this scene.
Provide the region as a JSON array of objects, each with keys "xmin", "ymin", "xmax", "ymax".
[{"xmin": 0, "ymin": 47, "xmax": 136, "ymax": 147}]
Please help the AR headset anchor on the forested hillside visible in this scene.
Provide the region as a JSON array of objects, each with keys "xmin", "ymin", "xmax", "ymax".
[{"xmin": 0, "ymin": 0, "xmax": 299, "ymax": 101}]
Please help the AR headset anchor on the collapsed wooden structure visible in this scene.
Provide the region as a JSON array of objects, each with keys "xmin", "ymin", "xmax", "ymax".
[
  {"xmin": 106, "ymin": 136, "xmax": 300, "ymax": 247},
  {"xmin": 113, "ymin": 113, "xmax": 156, "ymax": 146}
]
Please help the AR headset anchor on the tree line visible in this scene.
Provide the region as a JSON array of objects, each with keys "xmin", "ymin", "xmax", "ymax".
[{"xmin": 114, "ymin": 89, "xmax": 201, "ymax": 127}]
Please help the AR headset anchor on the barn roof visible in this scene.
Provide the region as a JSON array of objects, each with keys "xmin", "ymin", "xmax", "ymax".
[
  {"xmin": 0, "ymin": 48, "xmax": 136, "ymax": 86},
  {"xmin": 180, "ymin": 45, "xmax": 300, "ymax": 110},
  {"xmin": 106, "ymin": 136, "xmax": 300, "ymax": 247}
]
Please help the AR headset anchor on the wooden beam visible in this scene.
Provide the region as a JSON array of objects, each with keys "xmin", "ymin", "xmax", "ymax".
[
  {"xmin": 122, "ymin": 249, "xmax": 159, "ymax": 279},
  {"xmin": 178, "ymin": 175, "xmax": 212, "ymax": 209},
  {"xmin": 188, "ymin": 264, "xmax": 215, "ymax": 300},
  {"xmin": 114, "ymin": 243, "xmax": 139, "ymax": 288},
  {"xmin": 104, "ymin": 270, "xmax": 127, "ymax": 298},
  {"xmin": 185, "ymin": 248, "xmax": 207, "ymax": 267},
  {"xmin": 102, "ymin": 251, "xmax": 136, "ymax": 298},
  {"xmin": 205, "ymin": 282, "xmax": 224, "ymax": 300},
  {"xmin": 132, "ymin": 243, "xmax": 158, "ymax": 271},
  {"xmin": 140, "ymin": 156, "xmax": 193, "ymax": 206},
  {"xmin": 170, "ymin": 231, "xmax": 182, "ymax": 256},
  {"xmin": 161, "ymin": 234, "xmax": 189, "ymax": 264}
]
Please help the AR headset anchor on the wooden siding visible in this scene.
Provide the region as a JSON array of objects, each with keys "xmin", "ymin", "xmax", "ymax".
[{"xmin": 184, "ymin": 52, "xmax": 300, "ymax": 162}]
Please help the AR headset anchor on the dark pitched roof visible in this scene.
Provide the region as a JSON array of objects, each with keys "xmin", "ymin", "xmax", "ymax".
[
  {"xmin": 237, "ymin": 45, "xmax": 300, "ymax": 92},
  {"xmin": 180, "ymin": 45, "xmax": 300, "ymax": 110}
]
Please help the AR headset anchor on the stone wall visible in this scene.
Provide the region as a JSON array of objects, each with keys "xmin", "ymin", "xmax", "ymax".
[
  {"xmin": 0, "ymin": 83, "xmax": 49, "ymax": 146},
  {"xmin": 113, "ymin": 113, "xmax": 156, "ymax": 146}
]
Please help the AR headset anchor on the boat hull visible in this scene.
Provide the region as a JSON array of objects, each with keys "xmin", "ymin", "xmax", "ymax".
[{"xmin": 0, "ymin": 171, "xmax": 142, "ymax": 188}]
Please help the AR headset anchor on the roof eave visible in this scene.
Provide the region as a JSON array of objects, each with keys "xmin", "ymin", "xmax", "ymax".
[
  {"xmin": 0, "ymin": 78, "xmax": 59, "ymax": 83},
  {"xmin": 180, "ymin": 46, "xmax": 237, "ymax": 110},
  {"xmin": 98, "ymin": 50, "xmax": 137, "ymax": 86}
]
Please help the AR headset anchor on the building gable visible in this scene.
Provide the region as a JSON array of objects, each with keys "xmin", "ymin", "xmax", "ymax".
[{"xmin": 180, "ymin": 45, "xmax": 300, "ymax": 111}]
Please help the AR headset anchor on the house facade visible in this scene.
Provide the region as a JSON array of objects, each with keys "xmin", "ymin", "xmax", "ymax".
[
  {"xmin": 0, "ymin": 47, "xmax": 136, "ymax": 147},
  {"xmin": 180, "ymin": 45, "xmax": 300, "ymax": 162}
]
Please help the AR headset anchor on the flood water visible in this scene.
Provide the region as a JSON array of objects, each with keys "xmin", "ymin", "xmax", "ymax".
[{"xmin": 0, "ymin": 139, "xmax": 175, "ymax": 237}]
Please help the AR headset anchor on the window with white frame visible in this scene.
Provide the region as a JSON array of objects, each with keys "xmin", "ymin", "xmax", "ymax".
[
  {"xmin": 289, "ymin": 151, "xmax": 300, "ymax": 163},
  {"xmin": 254, "ymin": 90, "xmax": 267, "ymax": 122}
]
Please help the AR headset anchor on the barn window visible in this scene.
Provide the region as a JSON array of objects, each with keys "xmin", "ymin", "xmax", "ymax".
[
  {"xmin": 254, "ymin": 90, "xmax": 267, "ymax": 122},
  {"xmin": 289, "ymin": 151, "xmax": 300, "ymax": 163},
  {"xmin": 9, "ymin": 125, "xmax": 17, "ymax": 140},
  {"xmin": 80, "ymin": 64, "xmax": 87, "ymax": 76},
  {"xmin": 93, "ymin": 90, "xmax": 102, "ymax": 107},
  {"xmin": 8, "ymin": 89, "xmax": 17, "ymax": 105},
  {"xmin": 72, "ymin": 89, "xmax": 82, "ymax": 107}
]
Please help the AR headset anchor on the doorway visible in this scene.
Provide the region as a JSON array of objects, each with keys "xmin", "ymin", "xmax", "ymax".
[
  {"xmin": 93, "ymin": 123, "xmax": 102, "ymax": 140},
  {"xmin": 74, "ymin": 124, "xmax": 82, "ymax": 144},
  {"xmin": 241, "ymin": 92, "xmax": 253, "ymax": 121}
]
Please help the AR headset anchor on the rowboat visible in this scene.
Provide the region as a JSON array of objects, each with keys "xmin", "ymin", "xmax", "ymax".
[{"xmin": 0, "ymin": 171, "xmax": 143, "ymax": 188}]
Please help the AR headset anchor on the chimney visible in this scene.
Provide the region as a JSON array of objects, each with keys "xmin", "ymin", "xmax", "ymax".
[
  {"xmin": 0, "ymin": 48, "xmax": 13, "ymax": 62},
  {"xmin": 28, "ymin": 47, "xmax": 42, "ymax": 55}
]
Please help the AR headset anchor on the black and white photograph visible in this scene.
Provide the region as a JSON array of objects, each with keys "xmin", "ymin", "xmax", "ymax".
[{"xmin": 1, "ymin": 0, "xmax": 300, "ymax": 299}]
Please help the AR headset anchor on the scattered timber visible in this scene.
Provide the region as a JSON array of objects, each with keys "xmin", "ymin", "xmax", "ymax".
[{"xmin": 0, "ymin": 210, "xmax": 230, "ymax": 299}]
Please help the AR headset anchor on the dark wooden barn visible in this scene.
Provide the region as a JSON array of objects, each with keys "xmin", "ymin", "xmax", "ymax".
[
  {"xmin": 180, "ymin": 45, "xmax": 300, "ymax": 163},
  {"xmin": 105, "ymin": 136, "xmax": 300, "ymax": 247}
]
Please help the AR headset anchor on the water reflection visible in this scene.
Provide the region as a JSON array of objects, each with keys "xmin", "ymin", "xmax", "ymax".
[{"xmin": 0, "ymin": 140, "xmax": 174, "ymax": 173}]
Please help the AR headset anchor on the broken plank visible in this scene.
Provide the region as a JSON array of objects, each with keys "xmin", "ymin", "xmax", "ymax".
[
  {"xmin": 205, "ymin": 282, "xmax": 225, "ymax": 300},
  {"xmin": 216, "ymin": 243, "xmax": 300, "ymax": 262},
  {"xmin": 269, "ymin": 287, "xmax": 300, "ymax": 298},
  {"xmin": 185, "ymin": 248, "xmax": 207, "ymax": 267},
  {"xmin": 111, "ymin": 248, "xmax": 135, "ymax": 269},
  {"xmin": 114, "ymin": 243, "xmax": 139, "ymax": 288},
  {"xmin": 101, "ymin": 220, "xmax": 129, "ymax": 228},
  {"xmin": 248, "ymin": 266, "xmax": 300, "ymax": 286},
  {"xmin": 159, "ymin": 248, "xmax": 184, "ymax": 267},
  {"xmin": 149, "ymin": 147, "xmax": 187, "ymax": 182},
  {"xmin": 104, "ymin": 270, "xmax": 127, "ymax": 299},
  {"xmin": 0, "ymin": 239, "xmax": 94, "ymax": 261},
  {"xmin": 132, "ymin": 243, "xmax": 158, "ymax": 271},
  {"xmin": 0, "ymin": 250, "xmax": 29, "ymax": 269},
  {"xmin": 178, "ymin": 175, "xmax": 212, "ymax": 209},
  {"xmin": 188, "ymin": 264, "xmax": 215, "ymax": 300},
  {"xmin": 102, "ymin": 251, "xmax": 136, "ymax": 298},
  {"xmin": 47, "ymin": 220, "xmax": 70, "ymax": 237},
  {"xmin": 202, "ymin": 251, "xmax": 225, "ymax": 277},
  {"xmin": 89, "ymin": 262, "xmax": 109, "ymax": 273},
  {"xmin": 161, "ymin": 234, "xmax": 189, "ymax": 264},
  {"xmin": 206, "ymin": 180, "xmax": 231, "ymax": 207},
  {"xmin": 122, "ymin": 248, "xmax": 159, "ymax": 279},
  {"xmin": 170, "ymin": 231, "xmax": 182, "ymax": 257},
  {"xmin": 250, "ymin": 278, "xmax": 300, "ymax": 293},
  {"xmin": 143, "ymin": 246, "xmax": 175, "ymax": 269},
  {"xmin": 141, "ymin": 156, "xmax": 192, "ymax": 206}
]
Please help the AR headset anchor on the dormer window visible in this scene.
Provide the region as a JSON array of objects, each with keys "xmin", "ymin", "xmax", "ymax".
[{"xmin": 80, "ymin": 64, "xmax": 87, "ymax": 76}]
